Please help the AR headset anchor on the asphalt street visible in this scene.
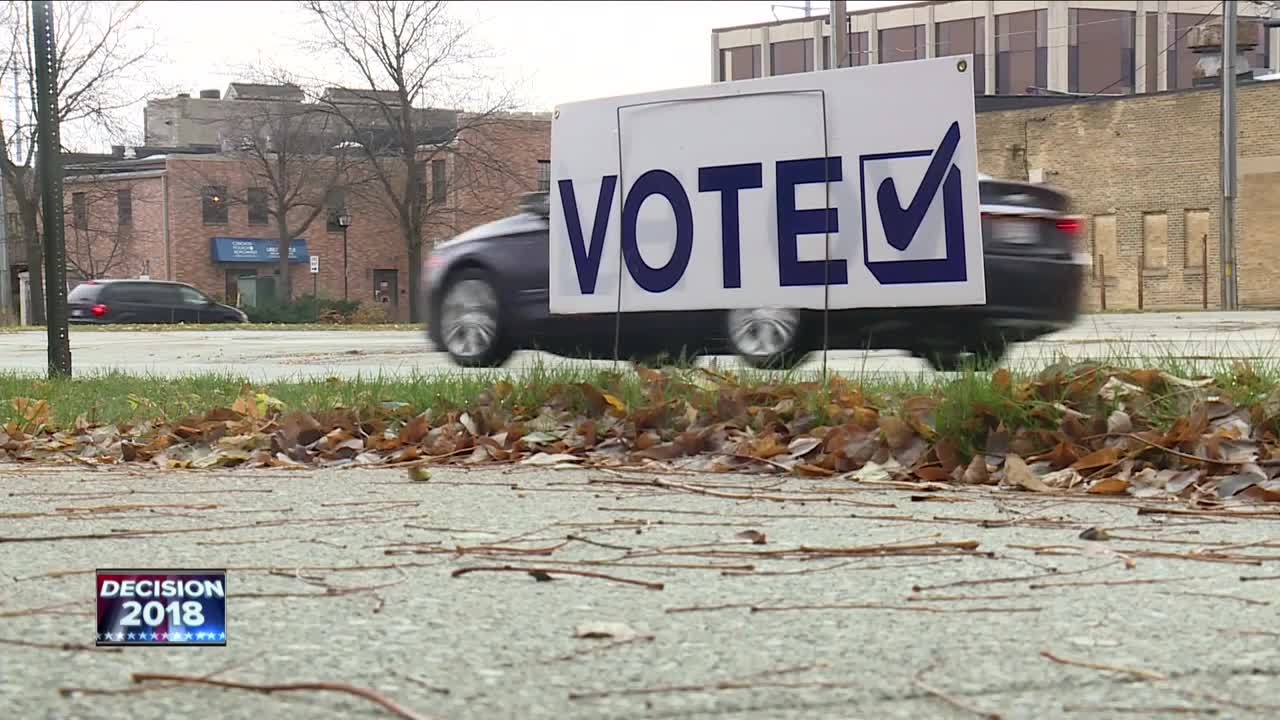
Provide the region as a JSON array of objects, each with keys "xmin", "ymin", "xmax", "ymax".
[
  {"xmin": 2, "ymin": 465, "xmax": 1279, "ymax": 719},
  {"xmin": 2, "ymin": 311, "xmax": 1279, "ymax": 379}
]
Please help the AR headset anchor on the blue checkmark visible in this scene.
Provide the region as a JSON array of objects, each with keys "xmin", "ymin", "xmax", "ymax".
[{"xmin": 876, "ymin": 121, "xmax": 962, "ymax": 251}]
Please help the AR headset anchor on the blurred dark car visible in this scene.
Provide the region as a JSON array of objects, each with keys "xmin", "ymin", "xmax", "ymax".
[
  {"xmin": 67, "ymin": 279, "xmax": 248, "ymax": 325},
  {"xmin": 423, "ymin": 176, "xmax": 1087, "ymax": 370}
]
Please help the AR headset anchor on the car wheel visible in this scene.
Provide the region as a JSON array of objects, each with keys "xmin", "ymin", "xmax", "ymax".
[
  {"xmin": 436, "ymin": 269, "xmax": 512, "ymax": 367},
  {"xmin": 727, "ymin": 308, "xmax": 807, "ymax": 370}
]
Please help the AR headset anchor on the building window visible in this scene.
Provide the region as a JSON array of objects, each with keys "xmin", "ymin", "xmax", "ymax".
[
  {"xmin": 770, "ymin": 38, "xmax": 814, "ymax": 75},
  {"xmin": 1069, "ymin": 9, "xmax": 1135, "ymax": 94},
  {"xmin": 822, "ymin": 31, "xmax": 870, "ymax": 68},
  {"xmin": 202, "ymin": 185, "xmax": 227, "ymax": 225},
  {"xmin": 537, "ymin": 160, "xmax": 550, "ymax": 193},
  {"xmin": 325, "ymin": 188, "xmax": 346, "ymax": 232},
  {"xmin": 936, "ymin": 17, "xmax": 985, "ymax": 94},
  {"xmin": 116, "ymin": 189, "xmax": 132, "ymax": 226},
  {"xmin": 431, "ymin": 159, "xmax": 447, "ymax": 203},
  {"xmin": 996, "ymin": 10, "xmax": 1048, "ymax": 95},
  {"xmin": 1184, "ymin": 209, "xmax": 1210, "ymax": 269},
  {"xmin": 1092, "ymin": 214, "xmax": 1117, "ymax": 281},
  {"xmin": 1145, "ymin": 12, "xmax": 1159, "ymax": 92},
  {"xmin": 247, "ymin": 188, "xmax": 269, "ymax": 225},
  {"xmin": 719, "ymin": 45, "xmax": 762, "ymax": 81},
  {"xmin": 1142, "ymin": 212, "xmax": 1168, "ymax": 270},
  {"xmin": 71, "ymin": 192, "xmax": 87, "ymax": 229},
  {"xmin": 879, "ymin": 25, "xmax": 925, "ymax": 64}
]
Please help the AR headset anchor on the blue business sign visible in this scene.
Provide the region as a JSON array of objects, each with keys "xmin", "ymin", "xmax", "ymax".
[
  {"xmin": 548, "ymin": 57, "xmax": 986, "ymax": 315},
  {"xmin": 210, "ymin": 237, "xmax": 309, "ymax": 264}
]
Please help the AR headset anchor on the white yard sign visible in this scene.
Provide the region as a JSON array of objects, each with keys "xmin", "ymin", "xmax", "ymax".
[{"xmin": 549, "ymin": 57, "xmax": 984, "ymax": 314}]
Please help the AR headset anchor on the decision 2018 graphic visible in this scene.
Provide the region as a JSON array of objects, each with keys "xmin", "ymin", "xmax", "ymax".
[{"xmin": 96, "ymin": 569, "xmax": 227, "ymax": 646}]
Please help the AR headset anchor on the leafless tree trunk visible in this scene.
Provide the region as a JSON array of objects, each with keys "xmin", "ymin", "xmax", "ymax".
[
  {"xmin": 299, "ymin": 0, "xmax": 522, "ymax": 322},
  {"xmin": 0, "ymin": 0, "xmax": 159, "ymax": 324}
]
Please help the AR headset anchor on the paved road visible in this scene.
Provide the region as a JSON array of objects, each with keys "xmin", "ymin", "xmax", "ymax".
[
  {"xmin": 2, "ymin": 311, "xmax": 1279, "ymax": 379},
  {"xmin": 2, "ymin": 466, "xmax": 1279, "ymax": 719}
]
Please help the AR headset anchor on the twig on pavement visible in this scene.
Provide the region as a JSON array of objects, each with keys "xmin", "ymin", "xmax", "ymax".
[
  {"xmin": 913, "ymin": 664, "xmax": 1002, "ymax": 719},
  {"xmin": 451, "ymin": 565, "xmax": 664, "ymax": 590},
  {"xmin": 1157, "ymin": 590, "xmax": 1269, "ymax": 606},
  {"xmin": 544, "ymin": 634, "xmax": 655, "ymax": 663},
  {"xmin": 1028, "ymin": 576, "xmax": 1206, "ymax": 590},
  {"xmin": 1039, "ymin": 650, "xmax": 1166, "ymax": 681},
  {"xmin": 130, "ymin": 673, "xmax": 431, "ymax": 720},
  {"xmin": 751, "ymin": 602, "xmax": 1043, "ymax": 614},
  {"xmin": 911, "ymin": 561, "xmax": 1119, "ymax": 593}
]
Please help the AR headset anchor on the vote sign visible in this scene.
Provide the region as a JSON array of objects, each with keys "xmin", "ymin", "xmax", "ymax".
[{"xmin": 549, "ymin": 56, "xmax": 984, "ymax": 314}]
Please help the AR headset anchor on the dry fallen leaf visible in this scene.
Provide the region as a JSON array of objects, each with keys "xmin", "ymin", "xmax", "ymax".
[
  {"xmin": 574, "ymin": 622, "xmax": 648, "ymax": 641},
  {"xmin": 1071, "ymin": 446, "xmax": 1124, "ymax": 472},
  {"xmin": 1079, "ymin": 527, "xmax": 1112, "ymax": 541},
  {"xmin": 961, "ymin": 456, "xmax": 992, "ymax": 485},
  {"xmin": 1002, "ymin": 454, "xmax": 1053, "ymax": 493},
  {"xmin": 1087, "ymin": 477, "xmax": 1130, "ymax": 495},
  {"xmin": 520, "ymin": 452, "xmax": 582, "ymax": 468},
  {"xmin": 735, "ymin": 530, "xmax": 768, "ymax": 545}
]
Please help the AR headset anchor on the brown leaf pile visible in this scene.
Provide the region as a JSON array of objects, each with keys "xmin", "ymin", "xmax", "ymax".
[{"xmin": 4, "ymin": 363, "xmax": 1280, "ymax": 508}]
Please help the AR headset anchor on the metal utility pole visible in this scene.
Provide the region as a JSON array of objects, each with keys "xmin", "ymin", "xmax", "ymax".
[
  {"xmin": 32, "ymin": 0, "xmax": 70, "ymax": 376},
  {"xmin": 831, "ymin": 0, "xmax": 848, "ymax": 68},
  {"xmin": 1220, "ymin": 3, "xmax": 1238, "ymax": 310}
]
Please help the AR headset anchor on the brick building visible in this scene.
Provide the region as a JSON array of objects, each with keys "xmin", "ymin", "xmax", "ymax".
[{"xmin": 56, "ymin": 111, "xmax": 551, "ymax": 322}]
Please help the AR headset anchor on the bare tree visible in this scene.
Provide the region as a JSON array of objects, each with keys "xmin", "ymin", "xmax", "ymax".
[
  {"xmin": 62, "ymin": 177, "xmax": 151, "ymax": 280},
  {"xmin": 179, "ymin": 96, "xmax": 353, "ymax": 303},
  {"xmin": 299, "ymin": 0, "xmax": 524, "ymax": 322},
  {"xmin": 0, "ymin": 0, "xmax": 158, "ymax": 324}
]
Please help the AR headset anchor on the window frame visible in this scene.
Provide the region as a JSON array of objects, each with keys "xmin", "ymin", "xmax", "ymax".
[
  {"xmin": 536, "ymin": 160, "xmax": 551, "ymax": 193},
  {"xmin": 202, "ymin": 185, "xmax": 228, "ymax": 225},
  {"xmin": 116, "ymin": 189, "xmax": 132, "ymax": 227},
  {"xmin": 431, "ymin": 159, "xmax": 448, "ymax": 203},
  {"xmin": 247, "ymin": 187, "xmax": 269, "ymax": 226},
  {"xmin": 71, "ymin": 192, "xmax": 87, "ymax": 230}
]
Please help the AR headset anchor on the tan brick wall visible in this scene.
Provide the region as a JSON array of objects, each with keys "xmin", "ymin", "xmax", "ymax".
[{"xmin": 977, "ymin": 81, "xmax": 1280, "ymax": 310}]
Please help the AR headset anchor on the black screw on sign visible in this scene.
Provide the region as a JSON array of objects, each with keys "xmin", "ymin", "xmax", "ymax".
[{"xmin": 33, "ymin": 0, "xmax": 71, "ymax": 377}]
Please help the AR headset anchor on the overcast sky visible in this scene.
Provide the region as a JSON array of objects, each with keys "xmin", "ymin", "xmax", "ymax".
[{"xmin": 119, "ymin": 0, "xmax": 903, "ymax": 146}]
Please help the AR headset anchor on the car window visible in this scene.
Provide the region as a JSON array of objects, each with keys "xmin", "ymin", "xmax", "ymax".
[
  {"xmin": 178, "ymin": 287, "xmax": 210, "ymax": 305},
  {"xmin": 67, "ymin": 283, "xmax": 102, "ymax": 302},
  {"xmin": 107, "ymin": 283, "xmax": 177, "ymax": 304}
]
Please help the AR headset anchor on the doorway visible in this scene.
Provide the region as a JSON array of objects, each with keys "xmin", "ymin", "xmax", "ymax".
[{"xmin": 373, "ymin": 269, "xmax": 398, "ymax": 319}]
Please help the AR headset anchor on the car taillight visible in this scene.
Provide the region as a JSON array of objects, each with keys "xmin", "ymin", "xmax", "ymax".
[
  {"xmin": 91, "ymin": 304, "xmax": 108, "ymax": 317},
  {"xmin": 1055, "ymin": 218, "xmax": 1082, "ymax": 233}
]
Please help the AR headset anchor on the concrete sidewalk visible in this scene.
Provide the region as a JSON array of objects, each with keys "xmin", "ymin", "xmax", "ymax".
[{"xmin": 2, "ymin": 465, "xmax": 1278, "ymax": 719}]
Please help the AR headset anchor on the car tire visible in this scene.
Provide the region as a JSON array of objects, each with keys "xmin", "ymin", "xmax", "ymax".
[
  {"xmin": 727, "ymin": 308, "xmax": 808, "ymax": 370},
  {"xmin": 434, "ymin": 268, "xmax": 513, "ymax": 368}
]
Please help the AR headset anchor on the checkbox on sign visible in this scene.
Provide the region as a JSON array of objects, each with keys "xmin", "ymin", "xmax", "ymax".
[{"xmin": 859, "ymin": 121, "xmax": 968, "ymax": 285}]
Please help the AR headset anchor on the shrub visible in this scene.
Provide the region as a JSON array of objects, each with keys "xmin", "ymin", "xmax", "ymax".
[
  {"xmin": 350, "ymin": 303, "xmax": 393, "ymax": 325},
  {"xmin": 242, "ymin": 295, "xmax": 366, "ymax": 324}
]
